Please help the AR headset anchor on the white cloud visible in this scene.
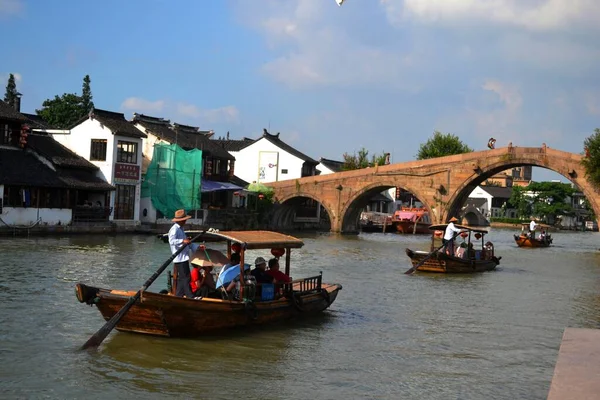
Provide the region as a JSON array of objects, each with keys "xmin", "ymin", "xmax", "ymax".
[
  {"xmin": 120, "ymin": 97, "xmax": 240, "ymax": 125},
  {"xmin": 0, "ymin": 0, "xmax": 22, "ymax": 16},
  {"xmin": 176, "ymin": 103, "xmax": 240, "ymax": 124},
  {"xmin": 384, "ymin": 0, "xmax": 600, "ymax": 31},
  {"xmin": 121, "ymin": 97, "xmax": 165, "ymax": 113}
]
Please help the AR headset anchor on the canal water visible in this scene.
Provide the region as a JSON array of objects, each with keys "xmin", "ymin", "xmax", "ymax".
[{"xmin": 1, "ymin": 229, "xmax": 599, "ymax": 399}]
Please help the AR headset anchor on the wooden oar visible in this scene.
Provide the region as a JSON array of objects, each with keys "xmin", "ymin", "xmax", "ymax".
[
  {"xmin": 404, "ymin": 231, "xmax": 461, "ymax": 275},
  {"xmin": 80, "ymin": 232, "xmax": 204, "ymax": 350}
]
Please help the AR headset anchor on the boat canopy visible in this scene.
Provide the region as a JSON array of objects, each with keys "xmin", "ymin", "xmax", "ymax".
[
  {"xmin": 428, "ymin": 224, "xmax": 489, "ymax": 234},
  {"xmin": 194, "ymin": 230, "xmax": 305, "ymax": 250},
  {"xmin": 394, "ymin": 211, "xmax": 419, "ymax": 221}
]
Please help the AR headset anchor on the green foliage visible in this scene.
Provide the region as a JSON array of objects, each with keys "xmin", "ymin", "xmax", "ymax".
[
  {"xmin": 509, "ymin": 186, "xmax": 532, "ymax": 218},
  {"xmin": 509, "ymin": 182, "xmax": 576, "ymax": 222},
  {"xmin": 3, "ymin": 73, "xmax": 18, "ymax": 107},
  {"xmin": 81, "ymin": 75, "xmax": 94, "ymax": 112},
  {"xmin": 342, "ymin": 148, "xmax": 387, "ymax": 170},
  {"xmin": 36, "ymin": 93, "xmax": 86, "ymax": 129},
  {"xmin": 35, "ymin": 75, "xmax": 94, "ymax": 129},
  {"xmin": 582, "ymin": 128, "xmax": 600, "ymax": 187},
  {"xmin": 416, "ymin": 131, "xmax": 473, "ymax": 160}
]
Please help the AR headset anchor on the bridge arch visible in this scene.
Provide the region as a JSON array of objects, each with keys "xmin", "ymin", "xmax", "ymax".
[
  {"xmin": 445, "ymin": 149, "xmax": 599, "ymax": 223},
  {"xmin": 271, "ymin": 192, "xmax": 334, "ymax": 231},
  {"xmin": 340, "ymin": 181, "xmax": 433, "ymax": 233}
]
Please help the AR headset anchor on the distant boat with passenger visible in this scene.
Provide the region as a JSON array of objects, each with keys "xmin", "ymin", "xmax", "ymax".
[{"xmin": 391, "ymin": 207, "xmax": 431, "ymax": 234}]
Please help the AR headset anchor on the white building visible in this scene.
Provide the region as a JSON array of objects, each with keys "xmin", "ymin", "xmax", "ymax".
[
  {"xmin": 216, "ymin": 129, "xmax": 319, "ymax": 184},
  {"xmin": 52, "ymin": 109, "xmax": 146, "ymax": 226},
  {"xmin": 467, "ymin": 185, "xmax": 515, "ymax": 219}
]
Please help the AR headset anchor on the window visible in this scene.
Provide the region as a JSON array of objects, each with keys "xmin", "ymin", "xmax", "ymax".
[
  {"xmin": 116, "ymin": 140, "xmax": 138, "ymax": 164},
  {"xmin": 281, "ymin": 169, "xmax": 288, "ymax": 174},
  {"xmin": 90, "ymin": 139, "xmax": 107, "ymax": 161},
  {"xmin": 1, "ymin": 124, "xmax": 11, "ymax": 145}
]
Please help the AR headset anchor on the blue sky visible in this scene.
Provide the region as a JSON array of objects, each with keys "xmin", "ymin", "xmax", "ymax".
[{"xmin": 2, "ymin": 0, "xmax": 599, "ymax": 182}]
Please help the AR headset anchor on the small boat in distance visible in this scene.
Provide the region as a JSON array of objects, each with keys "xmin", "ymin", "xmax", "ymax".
[
  {"xmin": 514, "ymin": 223, "xmax": 553, "ymax": 247},
  {"xmin": 75, "ymin": 230, "xmax": 342, "ymax": 338},
  {"xmin": 391, "ymin": 207, "xmax": 431, "ymax": 234},
  {"xmin": 359, "ymin": 211, "xmax": 393, "ymax": 232},
  {"xmin": 405, "ymin": 224, "xmax": 501, "ymax": 273}
]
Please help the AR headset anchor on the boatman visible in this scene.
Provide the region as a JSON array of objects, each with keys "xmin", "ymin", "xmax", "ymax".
[
  {"xmin": 169, "ymin": 209, "xmax": 199, "ymax": 298},
  {"xmin": 443, "ymin": 217, "xmax": 462, "ymax": 255},
  {"xmin": 529, "ymin": 217, "xmax": 537, "ymax": 238}
]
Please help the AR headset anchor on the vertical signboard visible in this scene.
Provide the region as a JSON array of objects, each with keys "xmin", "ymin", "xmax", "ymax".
[{"xmin": 257, "ymin": 151, "xmax": 279, "ymax": 183}]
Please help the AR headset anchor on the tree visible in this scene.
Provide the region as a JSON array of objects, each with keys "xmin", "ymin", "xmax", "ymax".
[
  {"xmin": 36, "ymin": 93, "xmax": 85, "ymax": 129},
  {"xmin": 342, "ymin": 148, "xmax": 388, "ymax": 170},
  {"xmin": 528, "ymin": 181, "xmax": 575, "ymax": 223},
  {"xmin": 416, "ymin": 131, "xmax": 473, "ymax": 160},
  {"xmin": 81, "ymin": 74, "xmax": 94, "ymax": 112},
  {"xmin": 509, "ymin": 185, "xmax": 531, "ymax": 219},
  {"xmin": 36, "ymin": 75, "xmax": 93, "ymax": 128},
  {"xmin": 4, "ymin": 73, "xmax": 18, "ymax": 107},
  {"xmin": 582, "ymin": 128, "xmax": 600, "ymax": 187}
]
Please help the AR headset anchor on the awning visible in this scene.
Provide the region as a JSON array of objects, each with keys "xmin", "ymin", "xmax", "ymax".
[{"xmin": 201, "ymin": 179, "xmax": 244, "ymax": 193}]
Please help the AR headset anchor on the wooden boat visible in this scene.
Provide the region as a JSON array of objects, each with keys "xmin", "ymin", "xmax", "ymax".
[
  {"xmin": 391, "ymin": 207, "xmax": 431, "ymax": 234},
  {"xmin": 359, "ymin": 211, "xmax": 393, "ymax": 232},
  {"xmin": 75, "ymin": 230, "xmax": 342, "ymax": 337},
  {"xmin": 514, "ymin": 223, "xmax": 553, "ymax": 247},
  {"xmin": 405, "ymin": 224, "xmax": 501, "ymax": 273}
]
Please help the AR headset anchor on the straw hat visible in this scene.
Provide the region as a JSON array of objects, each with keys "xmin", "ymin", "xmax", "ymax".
[
  {"xmin": 449, "ymin": 217, "xmax": 459, "ymax": 222},
  {"xmin": 172, "ymin": 209, "xmax": 192, "ymax": 222}
]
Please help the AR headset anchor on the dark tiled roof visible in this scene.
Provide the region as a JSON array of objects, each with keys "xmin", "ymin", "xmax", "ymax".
[
  {"xmin": 26, "ymin": 134, "xmax": 97, "ymax": 170},
  {"xmin": 318, "ymin": 157, "xmax": 344, "ymax": 173},
  {"xmin": 0, "ymin": 147, "xmax": 113, "ymax": 191},
  {"xmin": 259, "ymin": 130, "xmax": 318, "ymax": 165},
  {"xmin": 21, "ymin": 113, "xmax": 51, "ymax": 129},
  {"xmin": 0, "ymin": 100, "xmax": 28, "ymax": 122},
  {"xmin": 133, "ymin": 114, "xmax": 234, "ymax": 160},
  {"xmin": 214, "ymin": 137, "xmax": 255, "ymax": 152},
  {"xmin": 480, "ymin": 186, "xmax": 513, "ymax": 199},
  {"xmin": 229, "ymin": 175, "xmax": 249, "ymax": 188},
  {"xmin": 70, "ymin": 109, "xmax": 146, "ymax": 139}
]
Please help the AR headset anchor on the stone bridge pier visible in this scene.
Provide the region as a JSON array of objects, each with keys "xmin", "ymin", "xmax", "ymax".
[{"xmin": 267, "ymin": 146, "xmax": 599, "ymax": 233}]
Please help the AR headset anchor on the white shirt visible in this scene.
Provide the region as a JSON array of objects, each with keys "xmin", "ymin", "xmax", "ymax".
[
  {"xmin": 168, "ymin": 223, "xmax": 198, "ymax": 263},
  {"xmin": 444, "ymin": 222, "xmax": 462, "ymax": 240},
  {"xmin": 530, "ymin": 220, "xmax": 537, "ymax": 231}
]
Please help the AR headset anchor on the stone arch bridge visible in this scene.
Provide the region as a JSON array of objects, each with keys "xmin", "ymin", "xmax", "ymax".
[{"xmin": 267, "ymin": 146, "xmax": 598, "ymax": 233}]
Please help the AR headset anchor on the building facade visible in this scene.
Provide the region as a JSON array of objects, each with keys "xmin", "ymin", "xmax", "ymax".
[{"xmin": 52, "ymin": 109, "xmax": 145, "ymax": 225}]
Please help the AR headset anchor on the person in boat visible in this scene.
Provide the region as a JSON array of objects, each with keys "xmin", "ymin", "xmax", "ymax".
[
  {"xmin": 224, "ymin": 266, "xmax": 252, "ymax": 300},
  {"xmin": 443, "ymin": 217, "xmax": 463, "ymax": 255},
  {"xmin": 539, "ymin": 229, "xmax": 546, "ymax": 242},
  {"xmin": 529, "ymin": 218, "xmax": 537, "ymax": 238},
  {"xmin": 220, "ymin": 252, "xmax": 241, "ymax": 275},
  {"xmin": 190, "ymin": 262, "xmax": 216, "ymax": 298},
  {"xmin": 267, "ymin": 258, "xmax": 291, "ymax": 283},
  {"xmin": 252, "ymin": 257, "xmax": 275, "ymax": 284},
  {"xmin": 168, "ymin": 209, "xmax": 199, "ymax": 298},
  {"xmin": 455, "ymin": 242, "xmax": 467, "ymax": 259}
]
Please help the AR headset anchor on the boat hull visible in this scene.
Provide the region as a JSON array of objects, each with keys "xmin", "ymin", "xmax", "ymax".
[
  {"xmin": 78, "ymin": 283, "xmax": 342, "ymax": 337},
  {"xmin": 405, "ymin": 248, "xmax": 499, "ymax": 273},
  {"xmin": 514, "ymin": 234, "xmax": 552, "ymax": 247},
  {"xmin": 393, "ymin": 221, "xmax": 430, "ymax": 234}
]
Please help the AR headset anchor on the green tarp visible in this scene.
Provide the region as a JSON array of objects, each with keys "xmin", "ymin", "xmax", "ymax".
[{"xmin": 141, "ymin": 143, "xmax": 202, "ymax": 219}]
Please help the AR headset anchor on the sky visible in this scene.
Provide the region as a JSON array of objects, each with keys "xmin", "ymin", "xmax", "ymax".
[{"xmin": 2, "ymin": 0, "xmax": 599, "ymax": 182}]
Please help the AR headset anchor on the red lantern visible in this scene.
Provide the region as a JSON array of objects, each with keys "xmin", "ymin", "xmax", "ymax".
[
  {"xmin": 233, "ymin": 192, "xmax": 240, "ymax": 196},
  {"xmin": 271, "ymin": 248, "xmax": 285, "ymax": 258},
  {"xmin": 474, "ymin": 233, "xmax": 482, "ymax": 240},
  {"xmin": 231, "ymin": 243, "xmax": 242, "ymax": 253},
  {"xmin": 460, "ymin": 232, "xmax": 468, "ymax": 238},
  {"xmin": 258, "ymin": 194, "xmax": 265, "ymax": 199}
]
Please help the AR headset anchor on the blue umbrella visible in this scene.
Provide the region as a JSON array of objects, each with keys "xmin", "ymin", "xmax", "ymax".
[{"xmin": 216, "ymin": 263, "xmax": 251, "ymax": 289}]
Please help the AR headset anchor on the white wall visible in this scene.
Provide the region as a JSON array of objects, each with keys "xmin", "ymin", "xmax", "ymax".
[
  {"xmin": 467, "ymin": 186, "xmax": 492, "ymax": 215},
  {"xmin": 316, "ymin": 163, "xmax": 336, "ymax": 175},
  {"xmin": 0, "ymin": 207, "xmax": 71, "ymax": 226},
  {"xmin": 231, "ymin": 138, "xmax": 306, "ymax": 183}
]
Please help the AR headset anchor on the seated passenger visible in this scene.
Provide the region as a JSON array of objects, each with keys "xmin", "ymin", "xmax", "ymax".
[
  {"xmin": 224, "ymin": 268, "xmax": 252, "ymax": 300},
  {"xmin": 267, "ymin": 258, "xmax": 291, "ymax": 283},
  {"xmin": 455, "ymin": 242, "xmax": 467, "ymax": 259},
  {"xmin": 190, "ymin": 262, "xmax": 216, "ymax": 298},
  {"xmin": 251, "ymin": 257, "xmax": 275, "ymax": 284},
  {"xmin": 221, "ymin": 252, "xmax": 241, "ymax": 274}
]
